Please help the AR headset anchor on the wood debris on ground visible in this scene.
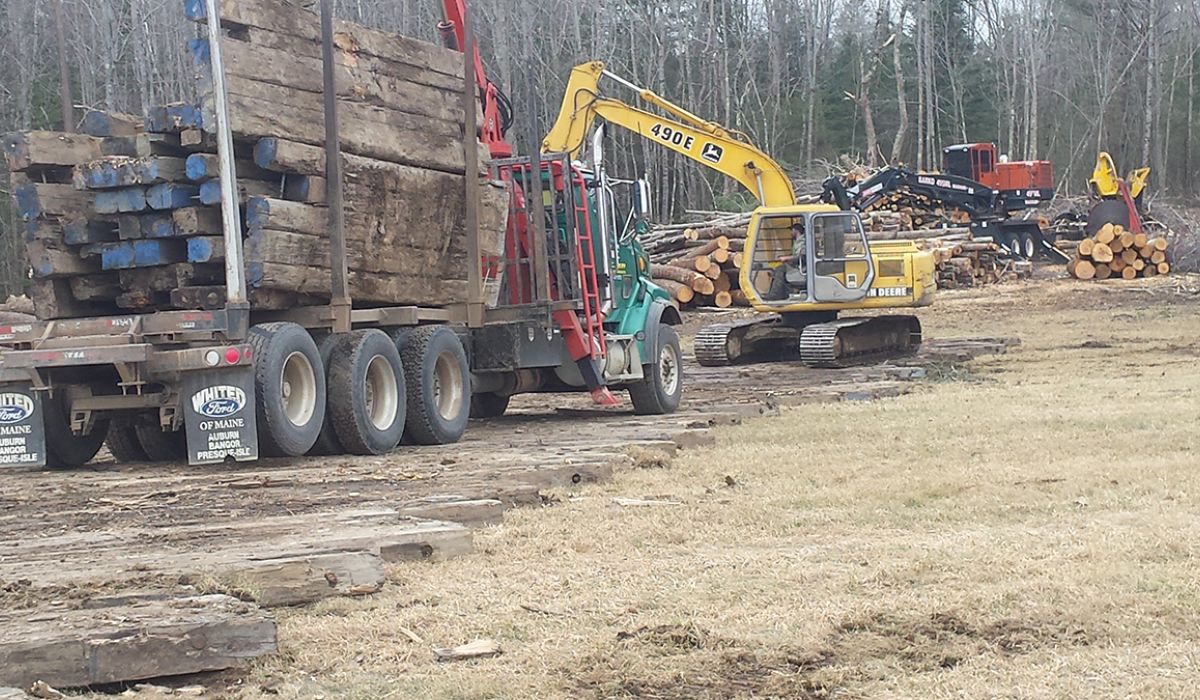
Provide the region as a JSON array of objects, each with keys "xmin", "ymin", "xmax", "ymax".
[
  {"xmin": 432, "ymin": 639, "xmax": 502, "ymax": 662},
  {"xmin": 1065, "ymin": 223, "xmax": 1171, "ymax": 280}
]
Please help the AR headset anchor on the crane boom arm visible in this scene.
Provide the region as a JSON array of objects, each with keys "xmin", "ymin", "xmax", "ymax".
[{"xmin": 542, "ymin": 61, "xmax": 796, "ymax": 208}]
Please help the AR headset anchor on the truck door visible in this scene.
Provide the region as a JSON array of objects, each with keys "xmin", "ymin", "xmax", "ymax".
[{"xmin": 808, "ymin": 213, "xmax": 873, "ymax": 303}]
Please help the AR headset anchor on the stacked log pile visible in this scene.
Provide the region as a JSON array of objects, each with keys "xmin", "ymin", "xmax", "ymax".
[
  {"xmin": 863, "ymin": 225, "xmax": 1019, "ymax": 288},
  {"xmin": 857, "ymin": 189, "xmax": 968, "ymax": 229},
  {"xmin": 642, "ymin": 210, "xmax": 1016, "ymax": 304},
  {"xmin": 642, "ymin": 213, "xmax": 749, "ymax": 308},
  {"xmin": 3, "ymin": 0, "xmax": 502, "ymax": 321},
  {"xmin": 1066, "ymin": 223, "xmax": 1171, "ymax": 280}
]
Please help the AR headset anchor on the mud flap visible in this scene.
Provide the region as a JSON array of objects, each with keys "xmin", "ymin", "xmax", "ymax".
[
  {"xmin": 182, "ymin": 367, "xmax": 259, "ymax": 465},
  {"xmin": 0, "ymin": 384, "xmax": 46, "ymax": 468}
]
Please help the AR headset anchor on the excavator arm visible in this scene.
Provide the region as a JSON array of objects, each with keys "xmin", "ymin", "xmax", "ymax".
[{"xmin": 542, "ymin": 61, "xmax": 796, "ymax": 208}]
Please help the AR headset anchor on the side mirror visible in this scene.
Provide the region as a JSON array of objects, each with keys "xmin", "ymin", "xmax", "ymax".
[{"xmin": 636, "ymin": 177, "xmax": 652, "ymax": 219}]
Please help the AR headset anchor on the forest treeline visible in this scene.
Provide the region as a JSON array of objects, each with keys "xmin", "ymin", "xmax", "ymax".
[{"xmin": 1, "ymin": 0, "xmax": 1197, "ymax": 224}]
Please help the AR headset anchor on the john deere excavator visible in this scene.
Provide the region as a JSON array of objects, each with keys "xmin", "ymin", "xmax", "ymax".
[{"xmin": 542, "ymin": 61, "xmax": 936, "ymax": 367}]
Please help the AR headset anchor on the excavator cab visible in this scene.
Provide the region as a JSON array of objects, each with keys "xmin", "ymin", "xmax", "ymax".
[{"xmin": 744, "ymin": 209, "xmax": 873, "ymax": 307}]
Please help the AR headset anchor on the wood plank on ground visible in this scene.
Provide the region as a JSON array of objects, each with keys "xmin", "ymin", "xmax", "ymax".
[
  {"xmin": 0, "ymin": 510, "xmax": 473, "ymax": 606},
  {"xmin": 0, "ymin": 594, "xmax": 276, "ymax": 689}
]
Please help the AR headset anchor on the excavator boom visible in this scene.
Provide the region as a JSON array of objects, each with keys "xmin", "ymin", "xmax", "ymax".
[{"xmin": 543, "ymin": 61, "xmax": 795, "ymax": 207}]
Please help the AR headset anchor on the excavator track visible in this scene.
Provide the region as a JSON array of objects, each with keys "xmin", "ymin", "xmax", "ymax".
[
  {"xmin": 694, "ymin": 319, "xmax": 754, "ymax": 366},
  {"xmin": 693, "ymin": 324, "xmax": 736, "ymax": 366},
  {"xmin": 799, "ymin": 316, "xmax": 922, "ymax": 368},
  {"xmin": 696, "ymin": 314, "xmax": 922, "ymax": 368}
]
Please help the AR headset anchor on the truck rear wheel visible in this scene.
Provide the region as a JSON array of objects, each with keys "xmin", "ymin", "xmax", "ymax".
[
  {"xmin": 306, "ymin": 333, "xmax": 344, "ymax": 457},
  {"xmin": 106, "ymin": 418, "xmax": 150, "ymax": 463},
  {"xmin": 43, "ymin": 394, "xmax": 108, "ymax": 469},
  {"xmin": 134, "ymin": 419, "xmax": 187, "ymax": 462},
  {"xmin": 328, "ymin": 329, "xmax": 406, "ymax": 455},
  {"xmin": 401, "ymin": 326, "xmax": 470, "ymax": 445},
  {"xmin": 629, "ymin": 325, "xmax": 683, "ymax": 415},
  {"xmin": 248, "ymin": 322, "xmax": 326, "ymax": 457},
  {"xmin": 470, "ymin": 392, "xmax": 510, "ymax": 419}
]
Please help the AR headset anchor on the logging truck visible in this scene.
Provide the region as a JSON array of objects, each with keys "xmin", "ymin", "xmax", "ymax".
[{"xmin": 0, "ymin": 0, "xmax": 681, "ymax": 469}]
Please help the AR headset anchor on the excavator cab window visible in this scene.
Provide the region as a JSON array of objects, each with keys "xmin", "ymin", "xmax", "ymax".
[
  {"xmin": 755, "ymin": 216, "xmax": 808, "ymax": 302},
  {"xmin": 809, "ymin": 213, "xmax": 873, "ymax": 304}
]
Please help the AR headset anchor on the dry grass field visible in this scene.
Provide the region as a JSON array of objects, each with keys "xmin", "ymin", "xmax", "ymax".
[{"xmin": 193, "ymin": 277, "xmax": 1198, "ymax": 699}]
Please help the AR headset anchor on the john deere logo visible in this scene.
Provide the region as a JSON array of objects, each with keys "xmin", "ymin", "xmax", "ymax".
[
  {"xmin": 0, "ymin": 393, "xmax": 34, "ymax": 424},
  {"xmin": 192, "ymin": 385, "xmax": 246, "ymax": 418},
  {"xmin": 701, "ymin": 143, "xmax": 724, "ymax": 164}
]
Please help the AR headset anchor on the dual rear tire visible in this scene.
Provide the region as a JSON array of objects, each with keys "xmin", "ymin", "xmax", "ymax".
[
  {"xmin": 43, "ymin": 392, "xmax": 108, "ymax": 469},
  {"xmin": 313, "ymin": 326, "xmax": 473, "ymax": 455},
  {"xmin": 326, "ymin": 330, "xmax": 407, "ymax": 455}
]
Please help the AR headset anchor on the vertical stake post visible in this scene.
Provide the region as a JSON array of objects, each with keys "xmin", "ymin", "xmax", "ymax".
[
  {"xmin": 462, "ymin": 10, "xmax": 484, "ymax": 328},
  {"xmin": 53, "ymin": 0, "xmax": 73, "ymax": 132},
  {"xmin": 320, "ymin": 0, "xmax": 350, "ymax": 333},
  {"xmin": 202, "ymin": 0, "xmax": 249, "ymax": 323}
]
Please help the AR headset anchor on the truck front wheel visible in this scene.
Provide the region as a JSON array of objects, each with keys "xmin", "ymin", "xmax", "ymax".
[
  {"xmin": 248, "ymin": 322, "xmax": 326, "ymax": 457},
  {"xmin": 328, "ymin": 330, "xmax": 406, "ymax": 455},
  {"xmin": 628, "ymin": 325, "xmax": 683, "ymax": 415}
]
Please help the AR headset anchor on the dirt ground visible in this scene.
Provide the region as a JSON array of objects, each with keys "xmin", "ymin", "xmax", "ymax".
[{"xmin": 95, "ymin": 276, "xmax": 1200, "ymax": 699}]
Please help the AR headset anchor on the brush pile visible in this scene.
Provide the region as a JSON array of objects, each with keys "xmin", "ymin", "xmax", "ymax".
[{"xmin": 1066, "ymin": 223, "xmax": 1171, "ymax": 280}]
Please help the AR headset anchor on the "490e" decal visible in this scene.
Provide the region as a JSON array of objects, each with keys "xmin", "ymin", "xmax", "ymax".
[{"xmin": 649, "ymin": 123, "xmax": 725, "ymax": 164}]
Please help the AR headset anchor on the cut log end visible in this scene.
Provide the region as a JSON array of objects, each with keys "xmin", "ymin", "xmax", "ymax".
[
  {"xmin": 1068, "ymin": 258, "xmax": 1096, "ymax": 280},
  {"xmin": 1090, "ymin": 242, "xmax": 1114, "ymax": 264}
]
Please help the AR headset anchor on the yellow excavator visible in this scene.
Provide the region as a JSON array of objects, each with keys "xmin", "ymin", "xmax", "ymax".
[{"xmin": 543, "ymin": 61, "xmax": 936, "ymax": 367}]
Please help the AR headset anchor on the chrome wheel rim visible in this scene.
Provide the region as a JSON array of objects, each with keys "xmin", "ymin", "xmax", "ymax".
[
  {"xmin": 659, "ymin": 342, "xmax": 680, "ymax": 396},
  {"xmin": 364, "ymin": 355, "xmax": 399, "ymax": 430},
  {"xmin": 281, "ymin": 351, "xmax": 317, "ymax": 427},
  {"xmin": 433, "ymin": 351, "xmax": 465, "ymax": 420}
]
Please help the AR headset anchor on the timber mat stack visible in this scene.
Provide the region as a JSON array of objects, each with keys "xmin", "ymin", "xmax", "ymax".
[
  {"xmin": 3, "ymin": 0, "xmax": 503, "ymax": 321},
  {"xmin": 1066, "ymin": 222, "xmax": 1171, "ymax": 281}
]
